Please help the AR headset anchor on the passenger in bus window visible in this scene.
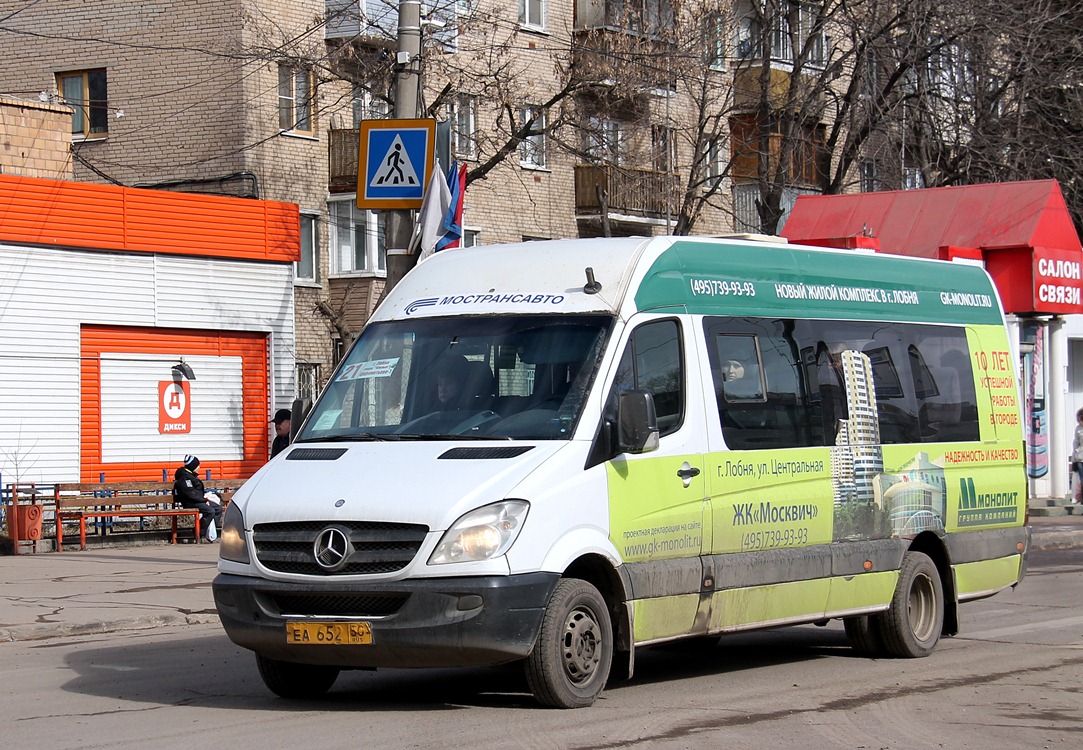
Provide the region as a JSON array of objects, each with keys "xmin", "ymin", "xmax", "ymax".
[
  {"xmin": 723, "ymin": 358, "xmax": 762, "ymax": 400},
  {"xmin": 723, "ymin": 358, "xmax": 746, "ymax": 383}
]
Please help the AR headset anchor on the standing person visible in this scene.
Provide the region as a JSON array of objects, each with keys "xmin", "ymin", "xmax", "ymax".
[
  {"xmin": 271, "ymin": 408, "xmax": 291, "ymax": 458},
  {"xmin": 172, "ymin": 455, "xmax": 222, "ymax": 541},
  {"xmin": 1073, "ymin": 409, "xmax": 1083, "ymax": 503}
]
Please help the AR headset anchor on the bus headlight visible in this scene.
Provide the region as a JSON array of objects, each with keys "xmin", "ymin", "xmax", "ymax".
[
  {"xmin": 219, "ymin": 501, "xmax": 250, "ymax": 564},
  {"xmin": 429, "ymin": 500, "xmax": 529, "ymax": 564}
]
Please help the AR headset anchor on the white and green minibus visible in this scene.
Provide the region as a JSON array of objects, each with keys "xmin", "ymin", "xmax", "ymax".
[{"xmin": 213, "ymin": 236, "xmax": 1029, "ymax": 708}]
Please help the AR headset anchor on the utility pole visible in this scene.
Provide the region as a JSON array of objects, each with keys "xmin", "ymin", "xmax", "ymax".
[{"xmin": 383, "ymin": 0, "xmax": 423, "ymax": 297}]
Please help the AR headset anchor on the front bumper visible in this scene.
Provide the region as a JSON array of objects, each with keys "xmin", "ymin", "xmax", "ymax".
[{"xmin": 212, "ymin": 571, "xmax": 560, "ymax": 668}]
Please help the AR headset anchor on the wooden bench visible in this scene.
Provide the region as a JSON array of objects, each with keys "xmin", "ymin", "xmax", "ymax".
[{"xmin": 53, "ymin": 481, "xmax": 242, "ymax": 552}]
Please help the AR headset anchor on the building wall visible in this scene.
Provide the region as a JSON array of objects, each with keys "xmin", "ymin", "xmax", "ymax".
[
  {"xmin": 0, "ymin": 0, "xmax": 340, "ymax": 392},
  {"xmin": 0, "ymin": 242, "xmax": 293, "ymax": 483},
  {"xmin": 0, "ymin": 95, "xmax": 72, "ymax": 179},
  {"xmin": 0, "ymin": 0, "xmax": 248, "ymax": 186}
]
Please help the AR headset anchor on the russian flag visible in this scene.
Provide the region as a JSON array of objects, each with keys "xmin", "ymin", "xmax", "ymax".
[{"xmin": 436, "ymin": 160, "xmax": 467, "ymax": 252}]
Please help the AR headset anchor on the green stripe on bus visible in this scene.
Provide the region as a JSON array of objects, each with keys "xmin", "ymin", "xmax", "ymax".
[{"xmin": 635, "ymin": 240, "xmax": 1004, "ymax": 325}]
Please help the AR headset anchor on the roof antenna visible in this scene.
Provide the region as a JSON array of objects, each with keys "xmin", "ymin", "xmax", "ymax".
[{"xmin": 583, "ymin": 267, "xmax": 602, "ymax": 295}]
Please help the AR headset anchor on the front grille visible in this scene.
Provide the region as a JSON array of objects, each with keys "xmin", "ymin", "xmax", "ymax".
[
  {"xmin": 254, "ymin": 520, "xmax": 429, "ymax": 575},
  {"xmin": 267, "ymin": 592, "xmax": 408, "ymax": 617}
]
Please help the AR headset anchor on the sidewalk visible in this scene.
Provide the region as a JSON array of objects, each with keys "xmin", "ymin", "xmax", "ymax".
[
  {"xmin": 0, "ymin": 542, "xmax": 221, "ymax": 643},
  {"xmin": 1, "ymin": 516, "xmax": 1081, "ymax": 644}
]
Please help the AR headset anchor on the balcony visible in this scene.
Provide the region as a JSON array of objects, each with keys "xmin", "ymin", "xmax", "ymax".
[
  {"xmin": 570, "ymin": 28, "xmax": 677, "ymax": 90},
  {"xmin": 574, "ymin": 163, "xmax": 678, "ymax": 218},
  {"xmin": 329, "ymin": 128, "xmax": 360, "ymax": 193}
]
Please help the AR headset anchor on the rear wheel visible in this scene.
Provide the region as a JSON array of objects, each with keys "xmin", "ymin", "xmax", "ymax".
[
  {"xmin": 255, "ymin": 654, "xmax": 340, "ymax": 699},
  {"xmin": 525, "ymin": 578, "xmax": 613, "ymax": 708},
  {"xmin": 844, "ymin": 615, "xmax": 886, "ymax": 657},
  {"xmin": 879, "ymin": 551, "xmax": 944, "ymax": 658}
]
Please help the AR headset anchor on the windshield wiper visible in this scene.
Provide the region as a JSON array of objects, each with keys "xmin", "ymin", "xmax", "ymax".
[
  {"xmin": 393, "ymin": 433, "xmax": 510, "ymax": 441},
  {"xmin": 299, "ymin": 433, "xmax": 401, "ymax": 442}
]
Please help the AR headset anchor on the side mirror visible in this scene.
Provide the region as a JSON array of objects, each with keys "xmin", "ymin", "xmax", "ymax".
[
  {"xmin": 617, "ymin": 390, "xmax": 660, "ymax": 454},
  {"xmin": 290, "ymin": 397, "xmax": 312, "ymax": 441}
]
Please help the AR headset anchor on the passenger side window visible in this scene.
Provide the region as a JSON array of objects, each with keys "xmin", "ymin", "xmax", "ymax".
[
  {"xmin": 609, "ymin": 319, "xmax": 684, "ymax": 437},
  {"xmin": 910, "ymin": 336, "xmax": 979, "ymax": 442},
  {"xmin": 704, "ymin": 317, "xmax": 979, "ymax": 450},
  {"xmin": 707, "ymin": 323, "xmax": 815, "ymax": 450}
]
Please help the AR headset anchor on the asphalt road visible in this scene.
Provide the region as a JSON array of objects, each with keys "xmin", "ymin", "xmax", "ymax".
[{"xmin": 3, "ymin": 549, "xmax": 1081, "ymax": 750}]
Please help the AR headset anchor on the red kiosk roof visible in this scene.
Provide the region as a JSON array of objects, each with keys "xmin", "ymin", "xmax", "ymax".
[{"xmin": 781, "ymin": 180, "xmax": 1083, "ymax": 315}]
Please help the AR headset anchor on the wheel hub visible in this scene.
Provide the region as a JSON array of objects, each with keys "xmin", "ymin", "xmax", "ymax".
[{"xmin": 561, "ymin": 608, "xmax": 601, "ymax": 684}]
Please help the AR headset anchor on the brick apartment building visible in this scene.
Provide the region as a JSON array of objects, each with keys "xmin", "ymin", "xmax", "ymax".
[{"xmin": 0, "ymin": 0, "xmax": 839, "ymax": 398}]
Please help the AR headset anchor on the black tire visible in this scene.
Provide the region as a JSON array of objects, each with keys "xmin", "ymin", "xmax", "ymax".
[
  {"xmin": 525, "ymin": 578, "xmax": 613, "ymax": 709},
  {"xmin": 878, "ymin": 551, "xmax": 944, "ymax": 658},
  {"xmin": 255, "ymin": 653, "xmax": 340, "ymax": 699},
  {"xmin": 844, "ymin": 615, "xmax": 886, "ymax": 657}
]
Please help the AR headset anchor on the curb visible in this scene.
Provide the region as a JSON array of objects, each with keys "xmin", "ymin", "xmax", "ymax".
[
  {"xmin": 0, "ymin": 611, "xmax": 220, "ymax": 644},
  {"xmin": 1031, "ymin": 532, "xmax": 1082, "ymax": 552}
]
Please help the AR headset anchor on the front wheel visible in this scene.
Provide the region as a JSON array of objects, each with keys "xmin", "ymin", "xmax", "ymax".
[
  {"xmin": 255, "ymin": 654, "xmax": 340, "ymax": 699},
  {"xmin": 525, "ymin": 578, "xmax": 613, "ymax": 708},
  {"xmin": 844, "ymin": 615, "xmax": 886, "ymax": 657},
  {"xmin": 879, "ymin": 551, "xmax": 944, "ymax": 658}
]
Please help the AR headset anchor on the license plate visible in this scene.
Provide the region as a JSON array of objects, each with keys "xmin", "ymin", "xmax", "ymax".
[{"xmin": 285, "ymin": 621, "xmax": 373, "ymax": 645}]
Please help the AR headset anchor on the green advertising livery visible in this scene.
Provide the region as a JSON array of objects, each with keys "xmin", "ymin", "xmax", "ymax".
[
  {"xmin": 636, "ymin": 239, "xmax": 1005, "ymax": 325},
  {"xmin": 213, "ymin": 236, "xmax": 1028, "ymax": 709}
]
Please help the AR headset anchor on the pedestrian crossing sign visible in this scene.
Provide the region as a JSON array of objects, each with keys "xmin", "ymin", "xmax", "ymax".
[{"xmin": 357, "ymin": 119, "xmax": 436, "ymax": 209}]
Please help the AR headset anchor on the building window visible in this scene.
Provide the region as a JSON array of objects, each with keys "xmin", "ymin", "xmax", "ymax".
[
  {"xmin": 736, "ymin": 1, "xmax": 825, "ymax": 68},
  {"xmin": 520, "ymin": 105, "xmax": 547, "ymax": 169},
  {"xmin": 463, "ymin": 228, "xmax": 481, "ymax": 247},
  {"xmin": 446, "ymin": 95, "xmax": 478, "ymax": 160},
  {"xmin": 860, "ymin": 161, "xmax": 880, "ymax": 193},
  {"xmin": 297, "ymin": 213, "xmax": 319, "ymax": 282},
  {"xmin": 352, "ymin": 84, "xmax": 390, "ymax": 127},
  {"xmin": 735, "ymin": 13, "xmax": 761, "ymax": 60},
  {"xmin": 903, "ymin": 167, "xmax": 925, "ymax": 191},
  {"xmin": 705, "ymin": 13, "xmax": 726, "ymax": 70},
  {"xmin": 519, "ymin": 0, "xmax": 544, "ymax": 29},
  {"xmin": 57, "ymin": 69, "xmax": 108, "ymax": 138},
  {"xmin": 652, "ymin": 124, "xmax": 675, "ymax": 173},
  {"xmin": 279, "ymin": 65, "xmax": 314, "ymax": 134},
  {"xmin": 707, "ymin": 139, "xmax": 724, "ymax": 186},
  {"xmin": 297, "ymin": 363, "xmax": 321, "ymax": 401},
  {"xmin": 594, "ymin": 0, "xmax": 673, "ymax": 35},
  {"xmin": 584, "ymin": 117, "xmax": 624, "ymax": 165},
  {"xmin": 330, "ymin": 200, "xmax": 386, "ymax": 274}
]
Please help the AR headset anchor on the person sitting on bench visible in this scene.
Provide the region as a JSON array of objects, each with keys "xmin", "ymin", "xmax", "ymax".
[{"xmin": 172, "ymin": 455, "xmax": 222, "ymax": 542}]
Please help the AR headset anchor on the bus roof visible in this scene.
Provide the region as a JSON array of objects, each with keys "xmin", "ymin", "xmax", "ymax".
[
  {"xmin": 375, "ymin": 236, "xmax": 1004, "ymax": 327},
  {"xmin": 635, "ymin": 238, "xmax": 1005, "ymax": 326}
]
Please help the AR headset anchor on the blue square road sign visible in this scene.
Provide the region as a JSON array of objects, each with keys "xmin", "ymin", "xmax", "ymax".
[{"xmin": 358, "ymin": 119, "xmax": 436, "ymax": 210}]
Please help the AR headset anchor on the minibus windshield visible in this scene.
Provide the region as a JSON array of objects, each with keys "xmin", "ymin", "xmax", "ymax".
[{"xmin": 298, "ymin": 314, "xmax": 613, "ymax": 442}]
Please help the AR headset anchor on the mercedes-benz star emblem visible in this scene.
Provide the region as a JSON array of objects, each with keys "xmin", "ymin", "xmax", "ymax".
[{"xmin": 314, "ymin": 526, "xmax": 353, "ymax": 572}]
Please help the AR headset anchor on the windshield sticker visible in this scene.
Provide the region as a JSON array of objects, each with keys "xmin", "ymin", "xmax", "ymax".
[
  {"xmin": 336, "ymin": 357, "xmax": 400, "ymax": 382},
  {"xmin": 405, "ymin": 293, "xmax": 565, "ymax": 314},
  {"xmin": 312, "ymin": 409, "xmax": 343, "ymax": 430}
]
